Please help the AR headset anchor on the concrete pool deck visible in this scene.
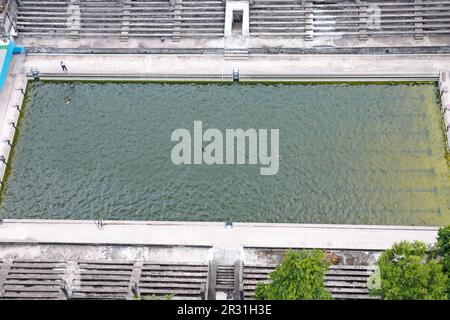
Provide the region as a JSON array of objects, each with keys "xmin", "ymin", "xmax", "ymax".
[
  {"xmin": 0, "ymin": 219, "xmax": 439, "ymax": 251},
  {"xmin": 20, "ymin": 53, "xmax": 450, "ymax": 80},
  {"xmin": 0, "ymin": 54, "xmax": 26, "ymax": 188}
]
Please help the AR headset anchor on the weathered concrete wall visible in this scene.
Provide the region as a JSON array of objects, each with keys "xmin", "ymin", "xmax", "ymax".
[
  {"xmin": 439, "ymin": 71, "xmax": 450, "ymax": 150},
  {"xmin": 244, "ymin": 248, "xmax": 381, "ymax": 267},
  {"xmin": 0, "ymin": 243, "xmax": 212, "ymax": 264},
  {"xmin": 22, "ymin": 46, "xmax": 450, "ymax": 55}
]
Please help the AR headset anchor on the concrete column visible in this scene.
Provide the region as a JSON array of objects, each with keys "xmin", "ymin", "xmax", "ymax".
[
  {"xmin": 358, "ymin": 0, "xmax": 368, "ymax": 41},
  {"xmin": 61, "ymin": 261, "xmax": 79, "ymax": 299},
  {"xmin": 67, "ymin": 0, "xmax": 80, "ymax": 40},
  {"xmin": 172, "ymin": 0, "xmax": 182, "ymax": 42},
  {"xmin": 303, "ymin": 0, "xmax": 313, "ymax": 41},
  {"xmin": 242, "ymin": 3, "xmax": 249, "ymax": 37},
  {"xmin": 120, "ymin": 0, "xmax": 130, "ymax": 41},
  {"xmin": 0, "ymin": 15, "xmax": 9, "ymax": 39},
  {"xmin": 414, "ymin": 0, "xmax": 424, "ymax": 40},
  {"xmin": 127, "ymin": 261, "xmax": 143, "ymax": 299},
  {"xmin": 207, "ymin": 260, "xmax": 217, "ymax": 300},
  {"xmin": 0, "ymin": 260, "xmax": 12, "ymax": 298},
  {"xmin": 233, "ymin": 260, "xmax": 243, "ymax": 300}
]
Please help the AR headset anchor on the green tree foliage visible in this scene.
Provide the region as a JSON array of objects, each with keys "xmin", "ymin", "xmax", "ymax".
[
  {"xmin": 371, "ymin": 241, "xmax": 447, "ymax": 300},
  {"xmin": 255, "ymin": 249, "xmax": 332, "ymax": 300},
  {"xmin": 433, "ymin": 225, "xmax": 450, "ymax": 298}
]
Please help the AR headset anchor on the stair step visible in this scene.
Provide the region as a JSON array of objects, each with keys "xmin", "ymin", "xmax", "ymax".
[{"xmin": 224, "ymin": 49, "xmax": 249, "ymax": 60}]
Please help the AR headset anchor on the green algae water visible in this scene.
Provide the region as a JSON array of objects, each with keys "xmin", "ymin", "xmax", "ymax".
[{"xmin": 0, "ymin": 82, "xmax": 449, "ymax": 225}]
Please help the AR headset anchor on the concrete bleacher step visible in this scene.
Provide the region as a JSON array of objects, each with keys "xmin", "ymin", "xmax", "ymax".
[
  {"xmin": 16, "ymin": 0, "xmax": 71, "ymax": 36},
  {"xmin": 0, "ymin": 259, "xmax": 385, "ymax": 300},
  {"xmin": 137, "ymin": 263, "xmax": 208, "ymax": 300},
  {"xmin": 128, "ymin": 0, "xmax": 175, "ymax": 37},
  {"xmin": 13, "ymin": 1, "xmax": 450, "ymax": 40},
  {"xmin": 0, "ymin": 259, "xmax": 209, "ymax": 300},
  {"xmin": 0, "ymin": 260, "xmax": 66, "ymax": 300},
  {"xmin": 179, "ymin": 0, "xmax": 225, "ymax": 37},
  {"xmin": 249, "ymin": 0, "xmax": 450, "ymax": 38}
]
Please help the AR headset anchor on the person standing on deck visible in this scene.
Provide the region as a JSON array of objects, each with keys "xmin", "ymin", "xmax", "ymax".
[{"xmin": 60, "ymin": 61, "xmax": 68, "ymax": 72}]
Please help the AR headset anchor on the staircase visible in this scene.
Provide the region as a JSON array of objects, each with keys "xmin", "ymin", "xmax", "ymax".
[
  {"xmin": 13, "ymin": 0, "xmax": 450, "ymax": 40},
  {"xmin": 224, "ymin": 48, "xmax": 248, "ymax": 60},
  {"xmin": 215, "ymin": 265, "xmax": 235, "ymax": 295},
  {"xmin": 0, "ymin": 259, "xmax": 209, "ymax": 300}
]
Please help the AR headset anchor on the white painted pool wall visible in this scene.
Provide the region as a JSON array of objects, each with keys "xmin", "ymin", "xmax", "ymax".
[
  {"xmin": 0, "ymin": 78, "xmax": 27, "ymax": 186},
  {"xmin": 439, "ymin": 71, "xmax": 450, "ymax": 150}
]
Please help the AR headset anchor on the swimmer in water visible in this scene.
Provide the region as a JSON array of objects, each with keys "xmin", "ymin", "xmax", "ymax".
[{"xmin": 64, "ymin": 96, "xmax": 71, "ymax": 104}]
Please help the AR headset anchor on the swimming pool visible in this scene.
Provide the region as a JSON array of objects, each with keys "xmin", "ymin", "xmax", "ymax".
[{"xmin": 0, "ymin": 81, "xmax": 448, "ymax": 225}]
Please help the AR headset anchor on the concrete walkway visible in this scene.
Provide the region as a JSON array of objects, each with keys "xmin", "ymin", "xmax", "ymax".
[
  {"xmin": 0, "ymin": 219, "xmax": 439, "ymax": 250},
  {"xmin": 0, "ymin": 55, "xmax": 26, "ymax": 185},
  {"xmin": 23, "ymin": 53, "xmax": 450, "ymax": 79}
]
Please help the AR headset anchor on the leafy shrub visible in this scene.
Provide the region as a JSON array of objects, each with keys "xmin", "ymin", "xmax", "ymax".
[
  {"xmin": 371, "ymin": 241, "xmax": 447, "ymax": 300},
  {"xmin": 255, "ymin": 249, "xmax": 332, "ymax": 300},
  {"xmin": 433, "ymin": 225, "xmax": 450, "ymax": 298}
]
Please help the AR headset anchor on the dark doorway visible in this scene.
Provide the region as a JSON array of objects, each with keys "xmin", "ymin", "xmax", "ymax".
[{"xmin": 232, "ymin": 10, "xmax": 243, "ymax": 34}]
